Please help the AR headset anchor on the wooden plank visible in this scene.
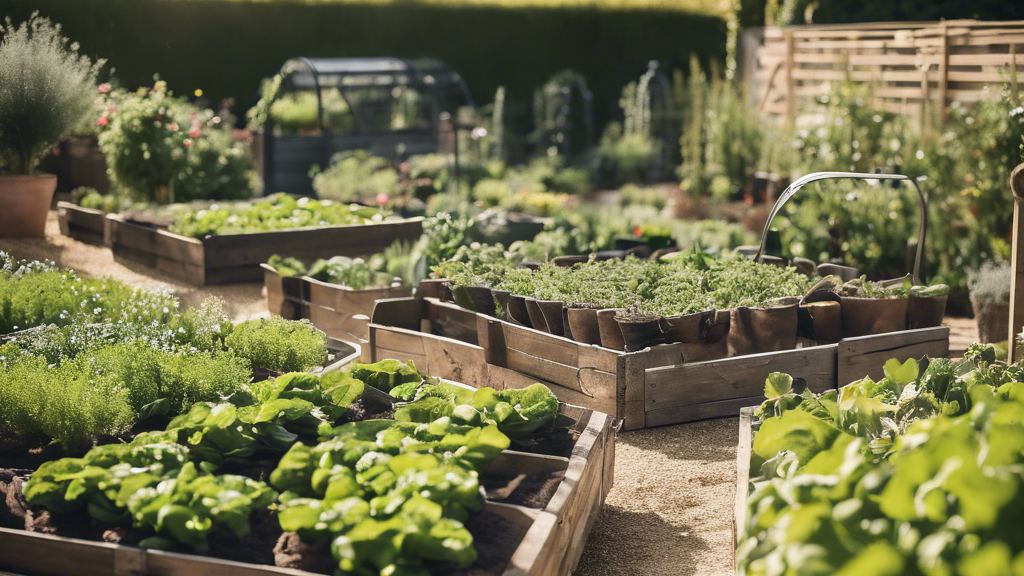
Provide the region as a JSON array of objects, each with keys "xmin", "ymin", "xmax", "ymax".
[
  {"xmin": 836, "ymin": 327, "xmax": 950, "ymax": 385},
  {"xmin": 0, "ymin": 528, "xmax": 114, "ymax": 576},
  {"xmin": 57, "ymin": 202, "xmax": 108, "ymax": 245},
  {"xmin": 424, "ymin": 298, "xmax": 480, "ymax": 344},
  {"xmin": 502, "ymin": 322, "xmax": 581, "ymax": 367},
  {"xmin": 373, "ymin": 326, "xmax": 427, "ymax": 357},
  {"xmin": 619, "ymin": 354, "xmax": 646, "ymax": 431},
  {"xmin": 645, "ymin": 345, "xmax": 836, "ymax": 409},
  {"xmin": 784, "ymin": 31, "xmax": 795, "ymax": 123},
  {"xmin": 645, "ymin": 395, "xmax": 765, "ymax": 427},
  {"xmin": 421, "ymin": 334, "xmax": 490, "ymax": 388},
  {"xmin": 488, "ymin": 364, "xmax": 619, "ymax": 418},
  {"xmin": 370, "ymin": 298, "xmax": 423, "ymax": 331},
  {"xmin": 734, "ymin": 407, "xmax": 754, "ymax": 565}
]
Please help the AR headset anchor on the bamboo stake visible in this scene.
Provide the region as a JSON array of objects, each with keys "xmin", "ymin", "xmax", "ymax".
[{"xmin": 1008, "ymin": 163, "xmax": 1024, "ymax": 363}]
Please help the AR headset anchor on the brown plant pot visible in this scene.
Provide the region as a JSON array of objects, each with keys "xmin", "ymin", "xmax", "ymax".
[
  {"xmin": 662, "ymin": 310, "xmax": 710, "ymax": 344},
  {"xmin": 0, "ymin": 174, "xmax": 58, "ymax": 237},
  {"xmin": 562, "ymin": 307, "xmax": 574, "ymax": 340},
  {"xmin": 728, "ymin": 303, "xmax": 799, "ymax": 356},
  {"xmin": 974, "ymin": 302, "xmax": 1010, "ymax": 344},
  {"xmin": 566, "ymin": 307, "xmax": 602, "ymax": 345},
  {"xmin": 840, "ymin": 296, "xmax": 910, "ymax": 337},
  {"xmin": 817, "ymin": 263, "xmax": 860, "ymax": 282},
  {"xmin": 507, "ymin": 294, "xmax": 533, "ymax": 328},
  {"xmin": 616, "ymin": 315, "xmax": 664, "ymax": 352},
  {"xmin": 798, "ymin": 290, "xmax": 843, "ymax": 344},
  {"xmin": 907, "ymin": 294, "xmax": 948, "ymax": 330},
  {"xmin": 525, "ymin": 298, "xmax": 550, "ymax": 334},
  {"xmin": 491, "ymin": 289, "xmax": 512, "ymax": 321},
  {"xmin": 464, "ymin": 286, "xmax": 496, "ymax": 317},
  {"xmin": 597, "ymin": 308, "xmax": 626, "ymax": 350},
  {"xmin": 552, "ymin": 255, "xmax": 589, "ymax": 268},
  {"xmin": 664, "ymin": 309, "xmax": 730, "ymax": 363},
  {"xmin": 536, "ymin": 300, "xmax": 566, "ymax": 337}
]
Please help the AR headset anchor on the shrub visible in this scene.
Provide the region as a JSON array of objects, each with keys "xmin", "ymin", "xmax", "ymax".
[
  {"xmin": 97, "ymin": 81, "xmax": 254, "ymax": 204},
  {"xmin": 0, "ymin": 14, "xmax": 103, "ymax": 174},
  {"xmin": 225, "ymin": 317, "xmax": 327, "ymax": 373},
  {"xmin": 968, "ymin": 260, "xmax": 1011, "ymax": 309},
  {"xmin": 312, "ymin": 150, "xmax": 400, "ymax": 203}
]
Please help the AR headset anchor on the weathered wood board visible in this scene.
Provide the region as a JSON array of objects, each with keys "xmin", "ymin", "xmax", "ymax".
[
  {"xmin": 56, "ymin": 201, "xmax": 108, "ymax": 246},
  {"xmin": 367, "ymin": 297, "xmax": 951, "ymax": 430},
  {"xmin": 264, "ymin": 264, "xmax": 412, "ymax": 343},
  {"xmin": 105, "ymin": 215, "xmax": 423, "ymax": 286}
]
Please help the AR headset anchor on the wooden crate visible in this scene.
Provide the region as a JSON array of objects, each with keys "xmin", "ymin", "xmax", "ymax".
[
  {"xmin": 56, "ymin": 201, "xmax": 108, "ymax": 246},
  {"xmin": 733, "ymin": 406, "xmax": 755, "ymax": 567},
  {"xmin": 0, "ymin": 392, "xmax": 613, "ymax": 576},
  {"xmin": 364, "ymin": 297, "xmax": 951, "ymax": 430},
  {"xmin": 104, "ymin": 215, "xmax": 423, "ymax": 286},
  {"xmin": 263, "ymin": 264, "xmax": 412, "ymax": 344}
]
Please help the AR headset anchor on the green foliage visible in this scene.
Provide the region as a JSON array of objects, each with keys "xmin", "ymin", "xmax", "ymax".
[
  {"xmin": 348, "ymin": 360, "xmax": 422, "ymax": 394},
  {"xmin": 97, "ymin": 81, "xmax": 253, "ymax": 204},
  {"xmin": 0, "ymin": 253, "xmax": 178, "ymax": 334},
  {"xmin": 738, "ymin": 349, "xmax": 1024, "ymax": 575},
  {"xmin": 224, "ymin": 317, "xmax": 327, "ymax": 373},
  {"xmin": 968, "ymin": 259, "xmax": 1012, "ymax": 308},
  {"xmin": 313, "ymin": 150, "xmax": 401, "ymax": 203},
  {"xmin": 0, "ymin": 14, "xmax": 103, "ymax": 174},
  {"xmin": 167, "ymin": 193, "xmax": 390, "ymax": 237}
]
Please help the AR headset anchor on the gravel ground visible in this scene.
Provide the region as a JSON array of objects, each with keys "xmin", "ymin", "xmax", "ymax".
[{"xmin": 1, "ymin": 210, "xmax": 983, "ymax": 576}]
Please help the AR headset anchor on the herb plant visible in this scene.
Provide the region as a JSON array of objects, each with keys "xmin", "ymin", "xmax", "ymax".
[{"xmin": 224, "ymin": 317, "xmax": 327, "ymax": 373}]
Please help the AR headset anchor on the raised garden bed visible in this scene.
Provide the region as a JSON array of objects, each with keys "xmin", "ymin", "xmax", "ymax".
[
  {"xmin": 0, "ymin": 366, "xmax": 612, "ymax": 576},
  {"xmin": 363, "ymin": 296, "xmax": 949, "ymax": 430},
  {"xmin": 56, "ymin": 201, "xmax": 108, "ymax": 246},
  {"xmin": 105, "ymin": 214, "xmax": 423, "ymax": 286},
  {"xmin": 263, "ymin": 264, "xmax": 412, "ymax": 344}
]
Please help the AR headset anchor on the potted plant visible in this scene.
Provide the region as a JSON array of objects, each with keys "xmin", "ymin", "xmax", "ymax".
[
  {"xmin": 0, "ymin": 15, "xmax": 104, "ymax": 236},
  {"xmin": 968, "ymin": 261, "xmax": 1011, "ymax": 344}
]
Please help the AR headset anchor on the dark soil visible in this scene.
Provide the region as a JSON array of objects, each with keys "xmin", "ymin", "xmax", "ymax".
[
  {"xmin": 331, "ymin": 397, "xmax": 394, "ymax": 424},
  {"xmin": 450, "ymin": 509, "xmax": 530, "ymax": 576},
  {"xmin": 274, "ymin": 532, "xmax": 334, "ymax": 573},
  {"xmin": 207, "ymin": 510, "xmax": 282, "ymax": 566},
  {"xmin": 481, "ymin": 469, "xmax": 565, "ymax": 509},
  {"xmin": 0, "ymin": 442, "xmax": 70, "ymax": 473},
  {"xmin": 514, "ymin": 427, "xmax": 582, "ymax": 459}
]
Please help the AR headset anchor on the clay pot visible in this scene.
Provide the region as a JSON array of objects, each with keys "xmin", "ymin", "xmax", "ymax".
[
  {"xmin": 566, "ymin": 307, "xmax": 602, "ymax": 345},
  {"xmin": 798, "ymin": 290, "xmax": 843, "ymax": 344},
  {"xmin": 465, "ymin": 286, "xmax": 496, "ymax": 317},
  {"xmin": 840, "ymin": 296, "xmax": 910, "ymax": 337},
  {"xmin": 616, "ymin": 314, "xmax": 665, "ymax": 352},
  {"xmin": 491, "ymin": 289, "xmax": 512, "ymax": 321},
  {"xmin": 597, "ymin": 308, "xmax": 626, "ymax": 350},
  {"xmin": 0, "ymin": 174, "xmax": 58, "ymax": 237},
  {"xmin": 907, "ymin": 294, "xmax": 947, "ymax": 330},
  {"xmin": 525, "ymin": 298, "xmax": 549, "ymax": 333},
  {"xmin": 727, "ymin": 301, "xmax": 799, "ymax": 356},
  {"xmin": 536, "ymin": 300, "xmax": 566, "ymax": 337},
  {"xmin": 664, "ymin": 309, "xmax": 730, "ymax": 363},
  {"xmin": 507, "ymin": 294, "xmax": 533, "ymax": 328},
  {"xmin": 974, "ymin": 303, "xmax": 1010, "ymax": 344}
]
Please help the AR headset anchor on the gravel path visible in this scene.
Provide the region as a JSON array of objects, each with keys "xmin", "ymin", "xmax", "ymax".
[{"xmin": 1, "ymin": 210, "xmax": 983, "ymax": 576}]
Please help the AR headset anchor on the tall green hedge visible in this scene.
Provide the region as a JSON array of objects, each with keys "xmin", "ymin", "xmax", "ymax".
[{"xmin": 5, "ymin": 0, "xmax": 725, "ymax": 130}]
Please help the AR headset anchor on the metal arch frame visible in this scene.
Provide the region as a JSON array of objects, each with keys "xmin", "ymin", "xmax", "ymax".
[
  {"xmin": 635, "ymin": 60, "xmax": 677, "ymax": 169},
  {"xmin": 753, "ymin": 171, "xmax": 929, "ymax": 284}
]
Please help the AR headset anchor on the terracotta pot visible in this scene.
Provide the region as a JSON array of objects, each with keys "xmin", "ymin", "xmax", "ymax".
[
  {"xmin": 525, "ymin": 298, "xmax": 550, "ymax": 333},
  {"xmin": 616, "ymin": 315, "xmax": 664, "ymax": 352},
  {"xmin": 597, "ymin": 308, "xmax": 626, "ymax": 350},
  {"xmin": 974, "ymin": 302, "xmax": 1010, "ymax": 344},
  {"xmin": 728, "ymin": 302, "xmax": 799, "ymax": 356},
  {"xmin": 907, "ymin": 294, "xmax": 947, "ymax": 330},
  {"xmin": 798, "ymin": 290, "xmax": 843, "ymax": 344},
  {"xmin": 840, "ymin": 296, "xmax": 910, "ymax": 337},
  {"xmin": 507, "ymin": 294, "xmax": 533, "ymax": 327},
  {"xmin": 566, "ymin": 307, "xmax": 602, "ymax": 345},
  {"xmin": 491, "ymin": 289, "xmax": 512, "ymax": 321},
  {"xmin": 464, "ymin": 286, "xmax": 496, "ymax": 317},
  {"xmin": 0, "ymin": 174, "xmax": 58, "ymax": 237},
  {"xmin": 536, "ymin": 300, "xmax": 566, "ymax": 337}
]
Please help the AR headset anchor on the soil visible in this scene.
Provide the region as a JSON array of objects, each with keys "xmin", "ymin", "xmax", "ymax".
[
  {"xmin": 481, "ymin": 468, "xmax": 565, "ymax": 509},
  {"xmin": 514, "ymin": 427, "xmax": 581, "ymax": 459},
  {"xmin": 450, "ymin": 509, "xmax": 530, "ymax": 576}
]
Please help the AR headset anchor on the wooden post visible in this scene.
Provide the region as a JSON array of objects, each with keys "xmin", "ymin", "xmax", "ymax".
[
  {"xmin": 784, "ymin": 31, "xmax": 795, "ymax": 125},
  {"xmin": 1009, "ymin": 163, "xmax": 1024, "ymax": 363},
  {"xmin": 938, "ymin": 22, "xmax": 949, "ymax": 124}
]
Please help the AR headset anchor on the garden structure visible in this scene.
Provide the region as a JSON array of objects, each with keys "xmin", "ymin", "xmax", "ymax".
[{"xmin": 256, "ymin": 58, "xmax": 474, "ymax": 197}]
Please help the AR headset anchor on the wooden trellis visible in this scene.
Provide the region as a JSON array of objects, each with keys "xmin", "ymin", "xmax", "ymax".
[{"xmin": 749, "ymin": 20, "xmax": 1024, "ymax": 126}]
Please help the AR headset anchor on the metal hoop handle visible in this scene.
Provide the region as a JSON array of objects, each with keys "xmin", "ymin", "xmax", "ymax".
[{"xmin": 753, "ymin": 171, "xmax": 928, "ymax": 284}]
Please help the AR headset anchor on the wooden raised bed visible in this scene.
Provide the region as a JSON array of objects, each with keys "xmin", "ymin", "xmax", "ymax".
[
  {"xmin": 0, "ymin": 374, "xmax": 612, "ymax": 576},
  {"xmin": 263, "ymin": 264, "xmax": 412, "ymax": 344},
  {"xmin": 56, "ymin": 201, "xmax": 108, "ymax": 246},
  {"xmin": 105, "ymin": 215, "xmax": 423, "ymax": 286},
  {"xmin": 363, "ymin": 296, "xmax": 950, "ymax": 430}
]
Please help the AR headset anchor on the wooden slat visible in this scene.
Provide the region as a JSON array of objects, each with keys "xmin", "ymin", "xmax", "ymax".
[
  {"xmin": 502, "ymin": 322, "xmax": 581, "ymax": 367},
  {"xmin": 645, "ymin": 345, "xmax": 836, "ymax": 410},
  {"xmin": 645, "ymin": 396, "xmax": 765, "ymax": 427},
  {"xmin": 836, "ymin": 326, "xmax": 950, "ymax": 385},
  {"xmin": 733, "ymin": 407, "xmax": 754, "ymax": 564}
]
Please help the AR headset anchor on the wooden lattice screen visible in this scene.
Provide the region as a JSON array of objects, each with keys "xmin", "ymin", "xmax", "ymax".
[{"xmin": 748, "ymin": 20, "xmax": 1024, "ymax": 126}]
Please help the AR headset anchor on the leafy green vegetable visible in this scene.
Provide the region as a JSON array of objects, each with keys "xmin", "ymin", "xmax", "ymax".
[{"xmin": 349, "ymin": 360, "xmax": 422, "ymax": 393}]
